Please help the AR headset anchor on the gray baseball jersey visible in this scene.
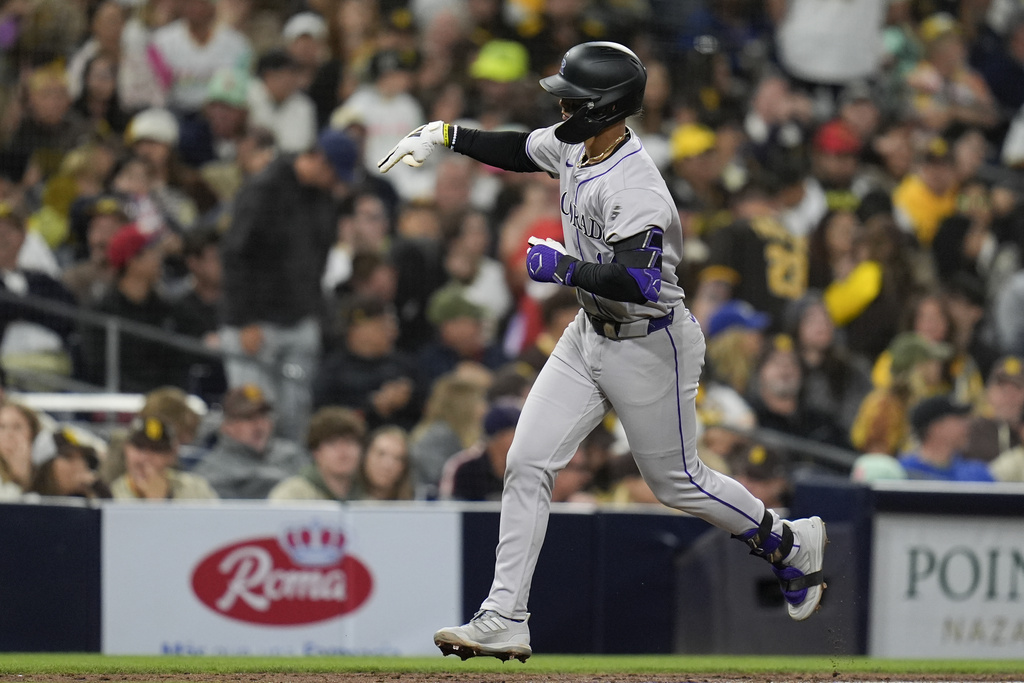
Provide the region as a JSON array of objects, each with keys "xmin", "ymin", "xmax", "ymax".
[
  {"xmin": 478, "ymin": 127, "xmax": 786, "ymax": 621},
  {"xmin": 525, "ymin": 125, "xmax": 684, "ymax": 322}
]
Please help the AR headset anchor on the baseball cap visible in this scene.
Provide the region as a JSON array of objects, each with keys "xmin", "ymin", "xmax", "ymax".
[
  {"xmin": 317, "ymin": 128, "xmax": 359, "ymax": 184},
  {"xmin": 340, "ymin": 295, "xmax": 393, "ymax": 330},
  {"xmin": 126, "ymin": 415, "xmax": 176, "ymax": 453},
  {"xmin": 910, "ymin": 395, "xmax": 971, "ymax": 438},
  {"xmin": 919, "ymin": 12, "xmax": 960, "ymax": 46},
  {"xmin": 89, "ymin": 194, "xmax": 128, "ymax": 220},
  {"xmin": 368, "ymin": 48, "xmax": 420, "ymax": 80},
  {"xmin": 257, "ymin": 49, "xmax": 298, "ymax": 76},
  {"xmin": 887, "ymin": 332, "xmax": 953, "ymax": 375},
  {"xmin": 990, "ymin": 356, "xmax": 1024, "ymax": 387},
  {"xmin": 706, "ymin": 300, "xmax": 770, "ymax": 339},
  {"xmin": 222, "ymin": 384, "xmax": 273, "ymax": 420},
  {"xmin": 470, "ymin": 40, "xmax": 530, "ymax": 83},
  {"xmin": 851, "ymin": 453, "xmax": 907, "ymax": 482},
  {"xmin": 670, "ymin": 123, "xmax": 716, "ymax": 161},
  {"xmin": 483, "ymin": 404, "xmax": 520, "ymax": 437},
  {"xmin": 283, "ymin": 12, "xmax": 328, "ymax": 42},
  {"xmin": 107, "ymin": 224, "xmax": 160, "ymax": 269},
  {"xmin": 0, "ymin": 200, "xmax": 25, "ymax": 229},
  {"xmin": 125, "ymin": 108, "xmax": 180, "ymax": 147},
  {"xmin": 923, "ymin": 136, "xmax": 953, "ymax": 164},
  {"xmin": 813, "ymin": 119, "xmax": 862, "ymax": 156},
  {"xmin": 726, "ymin": 443, "xmax": 788, "ymax": 481},
  {"xmin": 427, "ymin": 283, "xmax": 485, "ymax": 325},
  {"xmin": 206, "ymin": 67, "xmax": 249, "ymax": 108}
]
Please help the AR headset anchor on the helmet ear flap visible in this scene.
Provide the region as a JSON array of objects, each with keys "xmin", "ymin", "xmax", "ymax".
[{"xmin": 554, "ymin": 101, "xmax": 601, "ymax": 144}]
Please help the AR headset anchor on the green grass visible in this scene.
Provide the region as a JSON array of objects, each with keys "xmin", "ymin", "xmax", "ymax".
[{"xmin": 1, "ymin": 654, "xmax": 1023, "ymax": 676}]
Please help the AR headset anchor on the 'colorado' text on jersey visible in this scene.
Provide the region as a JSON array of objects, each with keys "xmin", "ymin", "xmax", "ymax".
[{"xmin": 525, "ymin": 125, "xmax": 684, "ymax": 323}]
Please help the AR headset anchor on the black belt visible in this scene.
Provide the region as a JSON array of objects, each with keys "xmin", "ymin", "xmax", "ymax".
[{"xmin": 588, "ymin": 309, "xmax": 674, "ymax": 341}]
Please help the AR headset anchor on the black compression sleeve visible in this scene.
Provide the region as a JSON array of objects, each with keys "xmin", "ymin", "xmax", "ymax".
[
  {"xmin": 450, "ymin": 128, "xmax": 542, "ymax": 173},
  {"xmin": 571, "ymin": 261, "xmax": 647, "ymax": 304}
]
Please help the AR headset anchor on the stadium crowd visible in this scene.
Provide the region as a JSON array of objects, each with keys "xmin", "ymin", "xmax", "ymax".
[{"xmin": 3, "ymin": 0, "xmax": 1024, "ymax": 506}]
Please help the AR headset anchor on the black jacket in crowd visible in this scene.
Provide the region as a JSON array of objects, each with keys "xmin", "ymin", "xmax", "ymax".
[{"xmin": 220, "ymin": 156, "xmax": 336, "ymax": 327}]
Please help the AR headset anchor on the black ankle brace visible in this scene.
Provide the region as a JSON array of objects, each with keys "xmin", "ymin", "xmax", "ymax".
[{"xmin": 733, "ymin": 510, "xmax": 793, "ymax": 566}]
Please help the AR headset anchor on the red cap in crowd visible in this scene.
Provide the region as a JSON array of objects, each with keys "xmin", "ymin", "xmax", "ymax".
[
  {"xmin": 107, "ymin": 225, "xmax": 159, "ymax": 269},
  {"xmin": 813, "ymin": 119, "xmax": 862, "ymax": 156}
]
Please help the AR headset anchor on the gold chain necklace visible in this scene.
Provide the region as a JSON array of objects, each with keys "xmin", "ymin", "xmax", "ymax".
[{"xmin": 580, "ymin": 132, "xmax": 628, "ymax": 167}]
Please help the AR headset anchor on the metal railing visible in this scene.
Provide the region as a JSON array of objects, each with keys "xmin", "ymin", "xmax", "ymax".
[
  {"xmin": 2, "ymin": 288, "xmax": 859, "ymax": 474},
  {"xmin": 0, "ymin": 288, "xmax": 284, "ymax": 392}
]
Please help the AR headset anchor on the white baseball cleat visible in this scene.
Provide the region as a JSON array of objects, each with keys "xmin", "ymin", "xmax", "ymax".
[
  {"xmin": 433, "ymin": 610, "xmax": 532, "ymax": 662},
  {"xmin": 772, "ymin": 516, "xmax": 828, "ymax": 621}
]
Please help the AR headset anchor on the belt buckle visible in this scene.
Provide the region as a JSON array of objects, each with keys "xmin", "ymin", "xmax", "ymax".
[{"xmin": 602, "ymin": 321, "xmax": 619, "ymax": 341}]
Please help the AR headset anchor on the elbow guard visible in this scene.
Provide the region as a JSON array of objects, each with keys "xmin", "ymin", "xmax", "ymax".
[{"xmin": 614, "ymin": 229, "xmax": 664, "ymax": 303}]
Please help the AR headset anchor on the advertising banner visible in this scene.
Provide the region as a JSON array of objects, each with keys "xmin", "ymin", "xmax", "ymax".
[
  {"xmin": 102, "ymin": 502, "xmax": 461, "ymax": 655},
  {"xmin": 869, "ymin": 512, "xmax": 1024, "ymax": 658}
]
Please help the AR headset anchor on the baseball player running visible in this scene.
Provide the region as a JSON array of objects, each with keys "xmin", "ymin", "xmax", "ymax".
[{"xmin": 378, "ymin": 41, "xmax": 827, "ymax": 662}]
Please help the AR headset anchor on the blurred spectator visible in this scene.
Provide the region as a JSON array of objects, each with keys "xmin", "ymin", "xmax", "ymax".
[
  {"xmin": 124, "ymin": 107, "xmax": 214, "ymax": 230},
  {"xmin": 931, "ymin": 177, "xmax": 999, "ymax": 282},
  {"xmin": 785, "ymin": 293, "xmax": 873, "ymax": 432},
  {"xmin": 170, "ymin": 228, "xmax": 226, "ymax": 401},
  {"xmin": 966, "ymin": 356, "xmax": 1024, "ymax": 463},
  {"xmin": 148, "ymin": 0, "xmax": 252, "ymax": 115},
  {"xmin": 247, "ymin": 49, "xmax": 316, "ymax": 154},
  {"xmin": 62, "ymin": 194, "xmax": 127, "ymax": 305},
  {"xmin": 192, "ymin": 384, "xmax": 309, "ymax": 499},
  {"xmin": 5, "ymin": 63, "xmax": 90, "ymax": 180},
  {"xmin": 66, "ymin": 1, "xmax": 126, "ymax": 100},
  {"xmin": 772, "ymin": 0, "xmax": 888, "ymax": 117},
  {"xmin": 331, "ymin": 47, "xmax": 426, "ymax": 201},
  {"xmin": 893, "ymin": 136, "xmax": 960, "ymax": 247},
  {"xmin": 807, "ymin": 210, "xmax": 860, "ymax": 289},
  {"xmin": 312, "ymin": 295, "xmax": 419, "ymax": 430},
  {"xmin": 409, "ymin": 372, "xmax": 488, "ymax": 499},
  {"xmin": 439, "ymin": 403, "xmax": 519, "ymax": 501},
  {"xmin": 899, "ymin": 395, "xmax": 993, "ymax": 482},
  {"xmin": 79, "ymin": 224, "xmax": 181, "ymax": 392},
  {"xmin": 110, "ymin": 415, "xmax": 218, "ymax": 499},
  {"xmin": 694, "ymin": 162, "xmax": 811, "ymax": 324},
  {"xmin": 516, "ymin": 288, "xmax": 580, "ymax": 375},
  {"xmin": 704, "ymin": 300, "xmax": 770, "ymax": 396},
  {"xmin": 810, "ymin": 119, "xmax": 863, "ymax": 213},
  {"xmin": 725, "ymin": 442, "xmax": 791, "ymax": 509},
  {"xmin": 464, "ymin": 39, "xmax": 534, "ymax": 127},
  {"xmin": 360, "ymin": 424, "xmax": 414, "ymax": 501},
  {"xmin": 267, "ymin": 406, "xmax": 366, "ymax": 501},
  {"xmin": 0, "ymin": 400, "xmax": 40, "ymax": 495},
  {"xmin": 973, "ymin": 8, "xmax": 1024, "ymax": 117},
  {"xmin": 178, "ymin": 66, "xmax": 251, "ymax": 168},
  {"xmin": 282, "ymin": 12, "xmax": 329, "ymax": 93},
  {"xmin": 695, "ymin": 379, "xmax": 757, "ymax": 475},
  {"xmin": 219, "ymin": 129, "xmax": 348, "ymax": 441},
  {"xmin": 442, "ymin": 207, "xmax": 512, "ymax": 343},
  {"xmin": 0, "ymin": 201, "xmax": 77, "ymax": 372},
  {"xmin": 417, "ymin": 282, "xmax": 508, "ymax": 389},
  {"xmin": 139, "ymin": 386, "xmax": 206, "ymax": 470},
  {"xmin": 72, "ymin": 54, "xmax": 131, "ymax": 139},
  {"xmin": 30, "ymin": 429, "xmax": 110, "ymax": 499},
  {"xmin": 748, "ymin": 333, "xmax": 851, "ymax": 449},
  {"xmin": 667, "ymin": 122, "xmax": 733, "ymax": 235},
  {"xmin": 850, "ymin": 332, "xmax": 954, "ymax": 455},
  {"xmin": 905, "ymin": 13, "xmax": 999, "ymax": 133},
  {"xmin": 825, "ymin": 209, "xmax": 917, "ymax": 361},
  {"xmin": 322, "ymin": 191, "xmax": 392, "ymax": 295}
]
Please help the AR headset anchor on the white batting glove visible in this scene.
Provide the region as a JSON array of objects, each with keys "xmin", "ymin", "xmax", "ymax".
[
  {"xmin": 526, "ymin": 236, "xmax": 567, "ymax": 255},
  {"xmin": 377, "ymin": 121, "xmax": 449, "ymax": 172}
]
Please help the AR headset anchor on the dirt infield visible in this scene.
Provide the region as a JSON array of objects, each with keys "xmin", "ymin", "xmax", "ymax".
[{"xmin": 3, "ymin": 673, "xmax": 1022, "ymax": 683}]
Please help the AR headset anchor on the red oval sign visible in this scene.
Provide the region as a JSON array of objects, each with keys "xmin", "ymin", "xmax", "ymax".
[{"xmin": 191, "ymin": 537, "xmax": 373, "ymax": 625}]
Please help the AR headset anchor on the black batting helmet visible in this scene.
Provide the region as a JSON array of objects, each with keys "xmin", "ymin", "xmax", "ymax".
[{"xmin": 539, "ymin": 41, "xmax": 647, "ymax": 144}]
